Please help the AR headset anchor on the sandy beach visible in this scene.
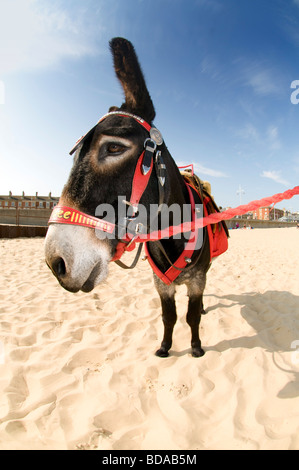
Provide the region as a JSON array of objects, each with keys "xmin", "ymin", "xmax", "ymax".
[{"xmin": 0, "ymin": 227, "xmax": 298, "ymax": 450}]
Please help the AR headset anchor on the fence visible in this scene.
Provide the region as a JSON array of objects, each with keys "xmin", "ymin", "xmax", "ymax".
[
  {"xmin": 0, "ymin": 224, "xmax": 48, "ymax": 238},
  {"xmin": 0, "ymin": 208, "xmax": 51, "ymax": 227},
  {"xmin": 0, "ymin": 208, "xmax": 50, "ymax": 238},
  {"xmin": 225, "ymin": 218, "xmax": 296, "ymax": 229}
]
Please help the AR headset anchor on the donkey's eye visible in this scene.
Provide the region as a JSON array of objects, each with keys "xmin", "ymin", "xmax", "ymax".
[{"xmin": 107, "ymin": 143, "xmax": 126, "ymax": 155}]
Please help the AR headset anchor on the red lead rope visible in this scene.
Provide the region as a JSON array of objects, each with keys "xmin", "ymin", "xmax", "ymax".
[
  {"xmin": 198, "ymin": 185, "xmax": 299, "ymax": 227},
  {"xmin": 142, "ymin": 185, "xmax": 299, "ymax": 241}
]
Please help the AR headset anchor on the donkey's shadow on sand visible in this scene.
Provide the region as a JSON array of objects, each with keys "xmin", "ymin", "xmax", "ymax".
[{"xmin": 202, "ymin": 290, "xmax": 299, "ymax": 399}]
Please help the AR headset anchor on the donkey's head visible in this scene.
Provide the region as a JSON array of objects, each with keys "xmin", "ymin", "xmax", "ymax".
[{"xmin": 45, "ymin": 38, "xmax": 162, "ymax": 293}]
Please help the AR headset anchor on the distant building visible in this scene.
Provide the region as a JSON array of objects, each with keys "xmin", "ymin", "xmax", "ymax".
[
  {"xmin": 252, "ymin": 206, "xmax": 284, "ymax": 221},
  {"xmin": 279, "ymin": 210, "xmax": 299, "ymax": 222},
  {"xmin": 0, "ymin": 192, "xmax": 59, "ymax": 210}
]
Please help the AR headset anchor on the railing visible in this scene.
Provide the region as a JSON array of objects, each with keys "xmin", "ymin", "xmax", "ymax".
[{"xmin": 0, "ymin": 208, "xmax": 52, "ymax": 227}]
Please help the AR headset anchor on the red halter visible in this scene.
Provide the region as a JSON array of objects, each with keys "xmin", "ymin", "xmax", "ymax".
[
  {"xmin": 49, "ymin": 111, "xmax": 165, "ymax": 261},
  {"xmin": 48, "ymin": 111, "xmax": 228, "ymax": 283}
]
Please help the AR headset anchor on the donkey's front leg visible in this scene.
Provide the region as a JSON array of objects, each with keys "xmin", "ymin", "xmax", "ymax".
[{"xmin": 154, "ymin": 279, "xmax": 176, "ymax": 357}]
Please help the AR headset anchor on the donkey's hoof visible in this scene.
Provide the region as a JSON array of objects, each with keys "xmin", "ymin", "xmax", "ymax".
[
  {"xmin": 201, "ymin": 308, "xmax": 207, "ymax": 315},
  {"xmin": 155, "ymin": 347, "xmax": 169, "ymax": 358},
  {"xmin": 192, "ymin": 347, "xmax": 205, "ymax": 358}
]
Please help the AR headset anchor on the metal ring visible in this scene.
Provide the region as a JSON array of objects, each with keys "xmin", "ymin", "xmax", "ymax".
[
  {"xmin": 150, "ymin": 127, "xmax": 163, "ymax": 146},
  {"xmin": 144, "ymin": 138, "xmax": 157, "ymax": 152}
]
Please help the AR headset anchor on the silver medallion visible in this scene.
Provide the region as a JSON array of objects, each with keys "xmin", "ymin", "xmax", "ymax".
[{"xmin": 150, "ymin": 127, "xmax": 163, "ymax": 146}]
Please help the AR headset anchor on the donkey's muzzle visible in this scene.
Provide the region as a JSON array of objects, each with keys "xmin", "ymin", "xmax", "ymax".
[{"xmin": 45, "ymin": 224, "xmax": 111, "ymax": 293}]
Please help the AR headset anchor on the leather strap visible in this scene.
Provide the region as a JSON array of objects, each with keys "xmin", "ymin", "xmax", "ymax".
[
  {"xmin": 114, "ymin": 242, "xmax": 143, "ymax": 269},
  {"xmin": 129, "ymin": 148, "xmax": 154, "ymax": 214}
]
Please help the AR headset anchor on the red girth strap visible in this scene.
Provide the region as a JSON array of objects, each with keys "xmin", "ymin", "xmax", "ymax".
[{"xmin": 144, "ymin": 184, "xmax": 199, "ymax": 285}]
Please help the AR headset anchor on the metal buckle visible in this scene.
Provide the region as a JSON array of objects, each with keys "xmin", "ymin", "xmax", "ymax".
[
  {"xmin": 144, "ymin": 138, "xmax": 157, "ymax": 152},
  {"xmin": 122, "ymin": 199, "xmax": 138, "ymax": 216},
  {"xmin": 125, "ymin": 223, "xmax": 144, "ymax": 248},
  {"xmin": 126, "ymin": 234, "xmax": 138, "ymax": 248},
  {"xmin": 155, "ymin": 150, "xmax": 166, "ymax": 187},
  {"xmin": 135, "ymin": 222, "xmax": 144, "ymax": 234},
  {"xmin": 142, "ymin": 139, "xmax": 156, "ymax": 175}
]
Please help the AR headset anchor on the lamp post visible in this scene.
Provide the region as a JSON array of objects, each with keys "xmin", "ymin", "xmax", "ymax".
[{"xmin": 237, "ymin": 185, "xmax": 245, "ymax": 205}]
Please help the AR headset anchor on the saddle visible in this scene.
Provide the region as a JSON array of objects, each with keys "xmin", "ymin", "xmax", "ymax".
[{"xmin": 180, "ymin": 169, "xmax": 229, "ymax": 259}]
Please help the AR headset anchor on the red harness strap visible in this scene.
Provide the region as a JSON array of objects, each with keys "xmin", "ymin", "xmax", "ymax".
[
  {"xmin": 144, "ymin": 184, "xmax": 199, "ymax": 285},
  {"xmin": 129, "ymin": 150, "xmax": 154, "ymax": 212},
  {"xmin": 144, "ymin": 185, "xmax": 229, "ymax": 285},
  {"xmin": 98, "ymin": 111, "xmax": 152, "ymax": 132}
]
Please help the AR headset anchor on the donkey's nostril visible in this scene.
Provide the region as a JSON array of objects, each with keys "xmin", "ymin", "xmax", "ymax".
[{"xmin": 52, "ymin": 257, "xmax": 66, "ymax": 278}]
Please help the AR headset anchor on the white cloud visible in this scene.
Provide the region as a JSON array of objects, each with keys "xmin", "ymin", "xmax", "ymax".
[
  {"xmin": 178, "ymin": 161, "xmax": 228, "ymax": 178},
  {"xmin": 0, "ymin": 0, "xmax": 100, "ymax": 74},
  {"xmin": 200, "ymin": 56, "xmax": 221, "ymax": 81},
  {"xmin": 236, "ymin": 123, "xmax": 259, "ymax": 141},
  {"xmin": 267, "ymin": 126, "xmax": 278, "ymax": 140},
  {"xmin": 261, "ymin": 170, "xmax": 290, "ymax": 186},
  {"xmin": 236, "ymin": 123, "xmax": 281, "ymax": 151},
  {"xmin": 234, "ymin": 58, "xmax": 282, "ymax": 97},
  {"xmin": 267, "ymin": 126, "xmax": 281, "ymax": 151},
  {"xmin": 247, "ymin": 69, "xmax": 280, "ymax": 96},
  {"xmin": 194, "ymin": 163, "xmax": 228, "ymax": 178}
]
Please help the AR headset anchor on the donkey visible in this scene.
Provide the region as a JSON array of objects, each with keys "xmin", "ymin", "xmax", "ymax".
[{"xmin": 45, "ymin": 38, "xmax": 228, "ymax": 358}]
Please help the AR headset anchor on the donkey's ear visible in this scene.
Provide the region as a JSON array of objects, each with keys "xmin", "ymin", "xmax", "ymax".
[{"xmin": 109, "ymin": 37, "xmax": 156, "ymax": 123}]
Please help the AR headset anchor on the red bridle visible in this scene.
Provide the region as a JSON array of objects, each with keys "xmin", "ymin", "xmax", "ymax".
[
  {"xmin": 48, "ymin": 110, "xmax": 229, "ymax": 282},
  {"xmin": 48, "ymin": 111, "xmax": 166, "ymax": 261}
]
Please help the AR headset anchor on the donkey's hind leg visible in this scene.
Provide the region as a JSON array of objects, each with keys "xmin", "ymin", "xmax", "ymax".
[
  {"xmin": 186, "ymin": 275, "xmax": 206, "ymax": 357},
  {"xmin": 186, "ymin": 295, "xmax": 205, "ymax": 357},
  {"xmin": 154, "ymin": 278, "xmax": 176, "ymax": 357}
]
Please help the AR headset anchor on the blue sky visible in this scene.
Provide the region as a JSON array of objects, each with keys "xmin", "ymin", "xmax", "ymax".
[{"xmin": 0, "ymin": 0, "xmax": 299, "ymax": 211}]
